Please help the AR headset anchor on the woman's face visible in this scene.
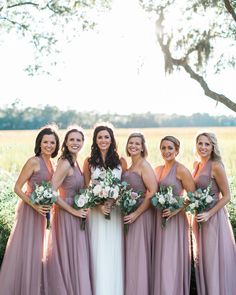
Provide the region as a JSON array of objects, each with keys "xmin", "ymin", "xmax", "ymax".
[
  {"xmin": 196, "ymin": 135, "xmax": 213, "ymax": 159},
  {"xmin": 40, "ymin": 134, "xmax": 57, "ymax": 156},
  {"xmin": 160, "ymin": 140, "xmax": 177, "ymax": 162},
  {"xmin": 96, "ymin": 130, "xmax": 112, "ymax": 152},
  {"xmin": 127, "ymin": 136, "xmax": 143, "ymax": 157},
  {"xmin": 66, "ymin": 131, "xmax": 84, "ymax": 154}
]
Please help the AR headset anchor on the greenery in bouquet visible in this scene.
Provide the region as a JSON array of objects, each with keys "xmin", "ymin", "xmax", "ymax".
[
  {"xmin": 186, "ymin": 181, "xmax": 214, "ymax": 228},
  {"xmin": 151, "ymin": 185, "xmax": 184, "ymax": 228},
  {"xmin": 30, "ymin": 181, "xmax": 58, "ymax": 229},
  {"xmin": 117, "ymin": 181, "xmax": 142, "ymax": 233}
]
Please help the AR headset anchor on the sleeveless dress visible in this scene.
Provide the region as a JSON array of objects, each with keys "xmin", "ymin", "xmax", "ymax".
[
  {"xmin": 121, "ymin": 171, "xmax": 154, "ymax": 295},
  {"xmin": 43, "ymin": 165, "xmax": 92, "ymax": 295},
  {"xmin": 152, "ymin": 162, "xmax": 191, "ymax": 295},
  {"xmin": 0, "ymin": 155, "xmax": 51, "ymax": 295},
  {"xmin": 89, "ymin": 166, "xmax": 124, "ymax": 295},
  {"xmin": 192, "ymin": 160, "xmax": 236, "ymax": 295}
]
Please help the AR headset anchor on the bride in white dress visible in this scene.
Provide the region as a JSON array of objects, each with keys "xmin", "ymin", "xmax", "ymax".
[{"xmin": 83, "ymin": 124, "xmax": 127, "ymax": 295}]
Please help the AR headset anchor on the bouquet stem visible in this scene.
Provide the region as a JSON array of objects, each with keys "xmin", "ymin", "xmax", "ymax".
[
  {"xmin": 124, "ymin": 223, "xmax": 129, "ymax": 234},
  {"xmin": 105, "ymin": 213, "xmax": 111, "ymax": 220},
  {"xmin": 161, "ymin": 217, "xmax": 167, "ymax": 229},
  {"xmin": 80, "ymin": 217, "xmax": 86, "ymax": 230},
  {"xmin": 46, "ymin": 212, "xmax": 51, "ymax": 229}
]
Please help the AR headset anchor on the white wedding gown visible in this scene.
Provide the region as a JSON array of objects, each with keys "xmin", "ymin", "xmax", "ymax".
[{"xmin": 89, "ymin": 166, "xmax": 124, "ymax": 295}]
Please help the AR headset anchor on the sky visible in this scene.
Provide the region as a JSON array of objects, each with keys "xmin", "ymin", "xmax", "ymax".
[{"xmin": 0, "ymin": 0, "xmax": 235, "ymax": 116}]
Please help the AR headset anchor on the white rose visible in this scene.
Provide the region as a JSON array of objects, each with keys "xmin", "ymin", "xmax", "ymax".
[
  {"xmin": 195, "ymin": 200, "xmax": 199, "ymax": 208},
  {"xmin": 189, "ymin": 203, "xmax": 196, "ymax": 210},
  {"xmin": 77, "ymin": 196, "xmax": 86, "ymax": 208},
  {"xmin": 206, "ymin": 195, "xmax": 214, "ymax": 204},
  {"xmin": 159, "ymin": 196, "xmax": 166, "ymax": 205},
  {"xmin": 169, "ymin": 197, "xmax": 177, "ymax": 204},
  {"xmin": 93, "ymin": 184, "xmax": 102, "ymax": 196}
]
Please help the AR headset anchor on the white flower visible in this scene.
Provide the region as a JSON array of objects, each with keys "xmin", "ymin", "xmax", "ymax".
[
  {"xmin": 111, "ymin": 187, "xmax": 119, "ymax": 199},
  {"xmin": 159, "ymin": 196, "xmax": 166, "ymax": 205},
  {"xmin": 195, "ymin": 200, "xmax": 199, "ymax": 208},
  {"xmin": 169, "ymin": 197, "xmax": 177, "ymax": 204},
  {"xmin": 93, "ymin": 184, "xmax": 102, "ymax": 196},
  {"xmin": 189, "ymin": 203, "xmax": 196, "ymax": 210},
  {"xmin": 76, "ymin": 196, "xmax": 86, "ymax": 207},
  {"xmin": 206, "ymin": 195, "xmax": 214, "ymax": 204}
]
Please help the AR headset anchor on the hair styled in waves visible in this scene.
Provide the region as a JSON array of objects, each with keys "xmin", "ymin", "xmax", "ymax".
[
  {"xmin": 88, "ymin": 124, "xmax": 120, "ymax": 170},
  {"xmin": 60, "ymin": 127, "xmax": 85, "ymax": 167}
]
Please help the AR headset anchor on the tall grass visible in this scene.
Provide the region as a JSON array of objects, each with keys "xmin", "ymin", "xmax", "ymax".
[{"xmin": 1, "ymin": 127, "xmax": 235, "ymax": 176}]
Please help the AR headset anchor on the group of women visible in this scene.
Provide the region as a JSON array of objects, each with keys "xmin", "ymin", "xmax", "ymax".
[{"xmin": 0, "ymin": 123, "xmax": 235, "ymax": 295}]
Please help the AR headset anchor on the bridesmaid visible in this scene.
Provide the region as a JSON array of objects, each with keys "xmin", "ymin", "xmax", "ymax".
[
  {"xmin": 43, "ymin": 127, "xmax": 92, "ymax": 295},
  {"xmin": 0, "ymin": 125, "xmax": 60, "ymax": 295},
  {"xmin": 152, "ymin": 135, "xmax": 195, "ymax": 295},
  {"xmin": 122, "ymin": 132, "xmax": 157, "ymax": 295},
  {"xmin": 192, "ymin": 131, "xmax": 236, "ymax": 295}
]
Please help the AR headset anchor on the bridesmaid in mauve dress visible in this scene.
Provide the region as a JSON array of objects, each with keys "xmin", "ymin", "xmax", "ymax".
[
  {"xmin": 43, "ymin": 127, "xmax": 92, "ymax": 295},
  {"xmin": 192, "ymin": 132, "xmax": 236, "ymax": 295},
  {"xmin": 122, "ymin": 132, "xmax": 157, "ymax": 295},
  {"xmin": 152, "ymin": 136, "xmax": 195, "ymax": 295},
  {"xmin": 0, "ymin": 125, "xmax": 60, "ymax": 295}
]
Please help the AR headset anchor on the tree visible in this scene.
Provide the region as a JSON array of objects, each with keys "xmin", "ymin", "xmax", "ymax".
[
  {"xmin": 0, "ymin": 0, "xmax": 110, "ymax": 74},
  {"xmin": 140, "ymin": 0, "xmax": 236, "ymax": 112}
]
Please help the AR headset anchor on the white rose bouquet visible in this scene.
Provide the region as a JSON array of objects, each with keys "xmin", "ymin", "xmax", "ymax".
[
  {"xmin": 117, "ymin": 181, "xmax": 143, "ymax": 233},
  {"xmin": 30, "ymin": 181, "xmax": 58, "ymax": 229},
  {"xmin": 151, "ymin": 185, "xmax": 184, "ymax": 228},
  {"xmin": 186, "ymin": 181, "xmax": 214, "ymax": 228}
]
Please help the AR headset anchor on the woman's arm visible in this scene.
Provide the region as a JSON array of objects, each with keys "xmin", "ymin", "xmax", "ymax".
[
  {"xmin": 14, "ymin": 157, "xmax": 50, "ymax": 216},
  {"xmin": 197, "ymin": 161, "xmax": 230, "ymax": 222},
  {"xmin": 83, "ymin": 157, "xmax": 91, "ymax": 187},
  {"xmin": 53, "ymin": 159, "xmax": 87, "ymax": 218},
  {"xmin": 124, "ymin": 161, "xmax": 157, "ymax": 224}
]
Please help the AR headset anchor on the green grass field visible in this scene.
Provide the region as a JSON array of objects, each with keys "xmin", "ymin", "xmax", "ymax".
[{"xmin": 0, "ymin": 127, "xmax": 235, "ymax": 176}]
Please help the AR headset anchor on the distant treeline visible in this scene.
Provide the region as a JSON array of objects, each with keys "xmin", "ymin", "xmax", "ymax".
[{"xmin": 0, "ymin": 104, "xmax": 236, "ymax": 129}]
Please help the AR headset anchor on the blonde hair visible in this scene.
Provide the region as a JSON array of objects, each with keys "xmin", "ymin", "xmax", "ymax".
[
  {"xmin": 126, "ymin": 132, "xmax": 148, "ymax": 158},
  {"xmin": 195, "ymin": 132, "xmax": 222, "ymax": 162}
]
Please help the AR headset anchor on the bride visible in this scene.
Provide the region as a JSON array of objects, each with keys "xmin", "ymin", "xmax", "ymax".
[{"xmin": 83, "ymin": 123, "xmax": 127, "ymax": 295}]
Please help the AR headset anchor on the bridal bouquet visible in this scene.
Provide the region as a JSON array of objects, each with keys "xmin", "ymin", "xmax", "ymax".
[
  {"xmin": 185, "ymin": 181, "xmax": 214, "ymax": 228},
  {"xmin": 92, "ymin": 168, "xmax": 121, "ymax": 219},
  {"xmin": 151, "ymin": 185, "xmax": 184, "ymax": 228},
  {"xmin": 117, "ymin": 181, "xmax": 142, "ymax": 233},
  {"xmin": 30, "ymin": 181, "xmax": 58, "ymax": 229}
]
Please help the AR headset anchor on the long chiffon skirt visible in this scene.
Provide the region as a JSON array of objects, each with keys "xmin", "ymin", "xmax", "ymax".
[
  {"xmin": 0, "ymin": 200, "xmax": 46, "ymax": 295},
  {"xmin": 192, "ymin": 207, "xmax": 236, "ymax": 295}
]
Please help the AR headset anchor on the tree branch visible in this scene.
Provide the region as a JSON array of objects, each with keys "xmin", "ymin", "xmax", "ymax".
[
  {"xmin": 156, "ymin": 16, "xmax": 236, "ymax": 112},
  {"xmin": 224, "ymin": 0, "xmax": 236, "ymax": 22}
]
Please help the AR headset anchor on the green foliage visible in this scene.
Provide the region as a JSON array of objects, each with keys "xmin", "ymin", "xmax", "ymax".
[
  {"xmin": 0, "ymin": 102, "xmax": 235, "ymax": 129},
  {"xmin": 227, "ymin": 176, "xmax": 236, "ymax": 238},
  {"xmin": 0, "ymin": 170, "xmax": 18, "ymax": 266}
]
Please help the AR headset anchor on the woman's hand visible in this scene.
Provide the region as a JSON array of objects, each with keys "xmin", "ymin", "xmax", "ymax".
[
  {"xmin": 196, "ymin": 211, "xmax": 211, "ymax": 223},
  {"xmin": 162, "ymin": 208, "xmax": 182, "ymax": 219},
  {"xmin": 33, "ymin": 204, "xmax": 51, "ymax": 216},
  {"xmin": 124, "ymin": 212, "xmax": 138, "ymax": 224},
  {"xmin": 74, "ymin": 208, "xmax": 88, "ymax": 219}
]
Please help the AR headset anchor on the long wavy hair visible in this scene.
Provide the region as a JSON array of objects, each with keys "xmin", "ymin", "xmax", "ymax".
[
  {"xmin": 195, "ymin": 132, "xmax": 222, "ymax": 162},
  {"xmin": 88, "ymin": 124, "xmax": 120, "ymax": 169},
  {"xmin": 60, "ymin": 127, "xmax": 85, "ymax": 167},
  {"xmin": 34, "ymin": 124, "xmax": 60, "ymax": 158}
]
